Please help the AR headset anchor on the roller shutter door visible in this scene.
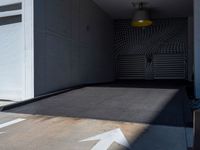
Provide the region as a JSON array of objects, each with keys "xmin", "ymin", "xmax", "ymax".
[
  {"xmin": 117, "ymin": 55, "xmax": 145, "ymax": 79},
  {"xmin": 153, "ymin": 54, "xmax": 186, "ymax": 79}
]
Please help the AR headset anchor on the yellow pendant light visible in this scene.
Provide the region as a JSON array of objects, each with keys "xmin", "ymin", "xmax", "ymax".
[{"xmin": 131, "ymin": 2, "xmax": 153, "ymax": 27}]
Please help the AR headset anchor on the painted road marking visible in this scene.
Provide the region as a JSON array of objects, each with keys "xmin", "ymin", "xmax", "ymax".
[
  {"xmin": 80, "ymin": 128, "xmax": 131, "ymax": 150},
  {"xmin": 0, "ymin": 118, "xmax": 25, "ymax": 132}
]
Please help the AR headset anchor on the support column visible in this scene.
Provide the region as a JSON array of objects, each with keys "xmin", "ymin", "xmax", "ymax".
[
  {"xmin": 194, "ymin": 1, "xmax": 200, "ymax": 150},
  {"xmin": 188, "ymin": 17, "xmax": 194, "ymax": 81},
  {"xmin": 194, "ymin": 0, "xmax": 200, "ymax": 99}
]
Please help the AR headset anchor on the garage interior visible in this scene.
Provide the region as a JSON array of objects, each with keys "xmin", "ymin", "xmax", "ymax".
[
  {"xmin": 0, "ymin": 0, "xmax": 198, "ymax": 149},
  {"xmin": 0, "ymin": 0, "xmax": 193, "ymax": 128}
]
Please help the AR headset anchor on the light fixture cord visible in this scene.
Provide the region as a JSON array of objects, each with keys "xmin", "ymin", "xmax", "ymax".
[{"xmin": 139, "ymin": 2, "xmax": 143, "ymax": 9}]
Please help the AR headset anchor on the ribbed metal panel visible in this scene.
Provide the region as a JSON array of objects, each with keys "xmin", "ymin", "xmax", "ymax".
[
  {"xmin": 153, "ymin": 54, "xmax": 186, "ymax": 79},
  {"xmin": 117, "ymin": 55, "xmax": 145, "ymax": 79}
]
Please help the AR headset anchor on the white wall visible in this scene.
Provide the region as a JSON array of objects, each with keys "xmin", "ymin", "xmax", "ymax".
[
  {"xmin": 0, "ymin": 0, "xmax": 34, "ymax": 101},
  {"xmin": 34, "ymin": 0, "xmax": 114, "ymax": 96}
]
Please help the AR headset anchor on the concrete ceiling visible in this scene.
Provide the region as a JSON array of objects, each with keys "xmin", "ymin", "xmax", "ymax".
[{"xmin": 93, "ymin": 0, "xmax": 193, "ymax": 19}]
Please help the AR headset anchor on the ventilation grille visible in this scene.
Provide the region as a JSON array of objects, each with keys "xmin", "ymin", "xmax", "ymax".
[
  {"xmin": 0, "ymin": 0, "xmax": 22, "ymax": 26},
  {"xmin": 153, "ymin": 54, "xmax": 186, "ymax": 79},
  {"xmin": 117, "ymin": 55, "xmax": 145, "ymax": 79}
]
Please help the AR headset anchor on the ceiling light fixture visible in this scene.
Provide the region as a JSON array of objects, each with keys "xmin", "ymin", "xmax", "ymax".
[{"xmin": 131, "ymin": 2, "xmax": 153, "ymax": 27}]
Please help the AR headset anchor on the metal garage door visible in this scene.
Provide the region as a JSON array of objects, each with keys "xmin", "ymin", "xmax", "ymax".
[
  {"xmin": 117, "ymin": 54, "xmax": 187, "ymax": 80},
  {"xmin": 153, "ymin": 54, "xmax": 187, "ymax": 79},
  {"xmin": 117, "ymin": 55, "xmax": 145, "ymax": 79}
]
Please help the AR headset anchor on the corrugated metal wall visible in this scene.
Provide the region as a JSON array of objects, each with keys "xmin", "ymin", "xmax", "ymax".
[{"xmin": 114, "ymin": 19, "xmax": 188, "ymax": 80}]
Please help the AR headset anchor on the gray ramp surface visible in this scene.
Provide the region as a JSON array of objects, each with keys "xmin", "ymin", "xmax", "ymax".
[{"xmin": 6, "ymin": 81, "xmax": 193, "ymax": 127}]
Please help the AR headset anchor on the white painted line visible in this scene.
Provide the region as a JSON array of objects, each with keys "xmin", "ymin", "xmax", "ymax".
[
  {"xmin": 80, "ymin": 128, "xmax": 131, "ymax": 150},
  {"xmin": 0, "ymin": 118, "xmax": 25, "ymax": 129}
]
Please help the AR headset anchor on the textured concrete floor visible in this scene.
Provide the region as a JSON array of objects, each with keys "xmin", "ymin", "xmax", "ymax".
[
  {"xmin": 6, "ymin": 81, "xmax": 193, "ymax": 127},
  {"xmin": 0, "ymin": 112, "xmax": 193, "ymax": 150},
  {"xmin": 0, "ymin": 81, "xmax": 193, "ymax": 149}
]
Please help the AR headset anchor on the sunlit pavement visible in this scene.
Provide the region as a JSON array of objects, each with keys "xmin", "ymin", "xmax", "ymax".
[{"xmin": 0, "ymin": 112, "xmax": 192, "ymax": 150}]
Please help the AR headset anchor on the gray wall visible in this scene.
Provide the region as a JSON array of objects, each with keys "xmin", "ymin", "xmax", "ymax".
[{"xmin": 34, "ymin": 0, "xmax": 114, "ymax": 96}]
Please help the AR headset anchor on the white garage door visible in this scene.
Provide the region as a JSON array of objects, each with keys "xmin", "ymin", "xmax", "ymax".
[{"xmin": 0, "ymin": 0, "xmax": 34, "ymax": 101}]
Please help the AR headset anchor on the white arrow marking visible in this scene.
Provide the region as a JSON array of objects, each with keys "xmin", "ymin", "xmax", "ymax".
[
  {"xmin": 80, "ymin": 128, "xmax": 131, "ymax": 150},
  {"xmin": 0, "ymin": 132, "xmax": 5, "ymax": 134},
  {"xmin": 0, "ymin": 118, "xmax": 25, "ymax": 132}
]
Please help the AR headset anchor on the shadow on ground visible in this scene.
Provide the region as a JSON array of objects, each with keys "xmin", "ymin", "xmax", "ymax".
[{"xmin": 4, "ymin": 80, "xmax": 194, "ymax": 150}]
